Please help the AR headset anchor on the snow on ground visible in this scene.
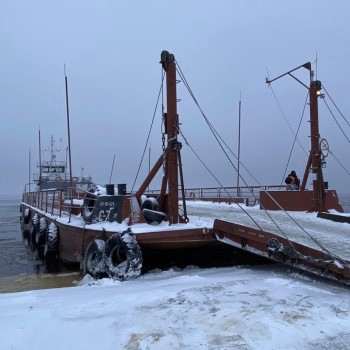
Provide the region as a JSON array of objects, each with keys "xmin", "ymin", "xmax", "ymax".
[
  {"xmin": 8, "ymin": 201, "xmax": 350, "ymax": 349},
  {"xmin": 1, "ymin": 265, "xmax": 350, "ymax": 350}
]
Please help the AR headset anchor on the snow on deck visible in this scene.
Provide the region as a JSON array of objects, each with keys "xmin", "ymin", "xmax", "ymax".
[
  {"xmin": 24, "ymin": 200, "xmax": 350, "ymax": 261},
  {"xmin": 186, "ymin": 201, "xmax": 350, "ymax": 261}
]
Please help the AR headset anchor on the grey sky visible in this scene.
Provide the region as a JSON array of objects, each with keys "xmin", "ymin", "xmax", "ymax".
[{"xmin": 1, "ymin": 1, "xmax": 349, "ymax": 195}]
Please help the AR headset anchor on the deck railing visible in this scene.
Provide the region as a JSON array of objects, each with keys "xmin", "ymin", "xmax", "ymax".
[
  {"xmin": 147, "ymin": 185, "xmax": 285, "ymax": 206},
  {"xmin": 22, "ymin": 185, "xmax": 89, "ymax": 219}
]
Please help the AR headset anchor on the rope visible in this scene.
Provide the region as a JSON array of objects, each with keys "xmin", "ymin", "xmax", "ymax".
[
  {"xmin": 281, "ymin": 92, "xmax": 309, "ymax": 185},
  {"xmin": 323, "ymin": 84, "xmax": 350, "ymax": 128},
  {"xmin": 176, "ymin": 59, "xmax": 349, "ymax": 267},
  {"xmin": 266, "ymin": 68, "xmax": 309, "ymax": 157},
  {"xmin": 179, "ymin": 127, "xmax": 263, "ymax": 230},
  {"xmin": 329, "ymin": 149, "xmax": 350, "ymax": 177},
  {"xmin": 176, "ymin": 60, "xmax": 300, "ymax": 248},
  {"xmin": 131, "ymin": 70, "xmax": 165, "ymax": 192},
  {"xmin": 322, "ymin": 98, "xmax": 350, "ymax": 145}
]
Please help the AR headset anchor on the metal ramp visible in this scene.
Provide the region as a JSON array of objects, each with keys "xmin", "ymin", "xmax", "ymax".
[{"xmin": 213, "ymin": 219, "xmax": 350, "ymax": 285}]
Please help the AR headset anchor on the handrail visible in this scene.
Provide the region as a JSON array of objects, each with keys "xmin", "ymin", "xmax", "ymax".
[
  {"xmin": 22, "ymin": 187, "xmax": 87, "ymax": 217},
  {"xmin": 145, "ymin": 185, "xmax": 286, "ymax": 206}
]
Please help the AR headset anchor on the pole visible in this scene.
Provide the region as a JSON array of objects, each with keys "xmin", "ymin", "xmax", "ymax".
[
  {"xmin": 109, "ymin": 154, "xmax": 116, "ymax": 184},
  {"xmin": 65, "ymin": 66, "xmax": 73, "ymax": 221},
  {"xmin": 236, "ymin": 93, "xmax": 241, "ymax": 197},
  {"xmin": 148, "ymin": 145, "xmax": 151, "ymax": 192},
  {"xmin": 39, "ymin": 128, "xmax": 42, "ymax": 188},
  {"xmin": 29, "ymin": 148, "xmax": 31, "ymax": 193},
  {"xmin": 160, "ymin": 50, "xmax": 181, "ymax": 224}
]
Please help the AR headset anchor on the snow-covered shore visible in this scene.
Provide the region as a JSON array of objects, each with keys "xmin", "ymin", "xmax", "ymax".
[{"xmin": 1, "ymin": 265, "xmax": 350, "ymax": 350}]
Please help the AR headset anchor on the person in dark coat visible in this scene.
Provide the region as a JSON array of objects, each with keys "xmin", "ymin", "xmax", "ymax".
[{"xmin": 285, "ymin": 170, "xmax": 300, "ymax": 190}]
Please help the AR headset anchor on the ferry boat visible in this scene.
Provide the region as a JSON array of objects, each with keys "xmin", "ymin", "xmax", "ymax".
[{"xmin": 20, "ymin": 51, "xmax": 350, "ymax": 284}]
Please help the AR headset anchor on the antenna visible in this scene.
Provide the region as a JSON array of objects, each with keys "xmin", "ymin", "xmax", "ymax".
[
  {"xmin": 109, "ymin": 154, "xmax": 116, "ymax": 184},
  {"xmin": 315, "ymin": 51, "xmax": 318, "ymax": 80}
]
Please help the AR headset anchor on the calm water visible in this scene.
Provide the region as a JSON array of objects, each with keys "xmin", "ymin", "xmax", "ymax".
[
  {"xmin": 1, "ymin": 193, "xmax": 349, "ymax": 293},
  {"xmin": 0, "ymin": 194, "xmax": 81, "ymax": 293}
]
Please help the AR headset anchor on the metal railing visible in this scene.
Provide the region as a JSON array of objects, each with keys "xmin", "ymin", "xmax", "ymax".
[
  {"xmin": 22, "ymin": 185, "xmax": 89, "ymax": 218},
  {"xmin": 146, "ymin": 185, "xmax": 285, "ymax": 206}
]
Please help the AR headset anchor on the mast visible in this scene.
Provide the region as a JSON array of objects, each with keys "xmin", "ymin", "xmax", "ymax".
[
  {"xmin": 28, "ymin": 148, "xmax": 31, "ymax": 193},
  {"xmin": 266, "ymin": 62, "xmax": 326, "ymax": 212},
  {"xmin": 136, "ymin": 51, "xmax": 187, "ymax": 223},
  {"xmin": 39, "ymin": 128, "xmax": 42, "ymax": 187},
  {"xmin": 64, "ymin": 68, "xmax": 73, "ymax": 190},
  {"xmin": 65, "ymin": 67, "xmax": 74, "ymax": 222},
  {"xmin": 305, "ymin": 79, "xmax": 325, "ymax": 212},
  {"xmin": 160, "ymin": 50, "xmax": 182, "ymax": 224},
  {"xmin": 236, "ymin": 94, "xmax": 241, "ymax": 197}
]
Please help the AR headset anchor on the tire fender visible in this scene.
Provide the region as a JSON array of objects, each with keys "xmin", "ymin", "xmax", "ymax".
[
  {"xmin": 36, "ymin": 217, "xmax": 47, "ymax": 261},
  {"xmin": 104, "ymin": 231, "xmax": 142, "ymax": 280},
  {"xmin": 24, "ymin": 208, "xmax": 31, "ymax": 225},
  {"xmin": 44, "ymin": 222, "xmax": 59, "ymax": 273},
  {"xmin": 83, "ymin": 239, "xmax": 107, "ymax": 279},
  {"xmin": 29, "ymin": 213, "xmax": 39, "ymax": 252}
]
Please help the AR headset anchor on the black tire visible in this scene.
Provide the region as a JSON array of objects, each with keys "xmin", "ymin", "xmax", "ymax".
[
  {"xmin": 141, "ymin": 197, "xmax": 159, "ymax": 211},
  {"xmin": 82, "ymin": 188, "xmax": 98, "ymax": 223},
  {"xmin": 83, "ymin": 239, "xmax": 107, "ymax": 279},
  {"xmin": 22, "ymin": 229, "xmax": 30, "ymax": 248},
  {"xmin": 36, "ymin": 217, "xmax": 47, "ymax": 261},
  {"xmin": 29, "ymin": 213, "xmax": 39, "ymax": 252},
  {"xmin": 104, "ymin": 231, "xmax": 142, "ymax": 280},
  {"xmin": 23, "ymin": 208, "xmax": 31, "ymax": 225},
  {"xmin": 142, "ymin": 208, "xmax": 166, "ymax": 225},
  {"xmin": 44, "ymin": 222, "xmax": 59, "ymax": 273}
]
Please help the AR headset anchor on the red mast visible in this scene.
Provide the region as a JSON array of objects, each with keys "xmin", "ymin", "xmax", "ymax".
[
  {"xmin": 136, "ymin": 51, "xmax": 187, "ymax": 224},
  {"xmin": 160, "ymin": 50, "xmax": 183, "ymax": 224},
  {"xmin": 267, "ymin": 63, "xmax": 326, "ymax": 212}
]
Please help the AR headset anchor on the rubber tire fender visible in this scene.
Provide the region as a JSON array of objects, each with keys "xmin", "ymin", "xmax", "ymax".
[
  {"xmin": 82, "ymin": 188, "xmax": 98, "ymax": 223},
  {"xmin": 29, "ymin": 213, "xmax": 39, "ymax": 252},
  {"xmin": 36, "ymin": 217, "xmax": 47, "ymax": 261},
  {"xmin": 24, "ymin": 208, "xmax": 31, "ymax": 225},
  {"xmin": 104, "ymin": 231, "xmax": 142, "ymax": 280},
  {"xmin": 44, "ymin": 222, "xmax": 59, "ymax": 273},
  {"xmin": 83, "ymin": 239, "xmax": 107, "ymax": 279},
  {"xmin": 142, "ymin": 208, "xmax": 166, "ymax": 225}
]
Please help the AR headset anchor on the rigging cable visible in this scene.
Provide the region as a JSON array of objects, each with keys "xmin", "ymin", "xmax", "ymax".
[
  {"xmin": 280, "ymin": 92, "xmax": 309, "ymax": 185},
  {"xmin": 321, "ymin": 84, "xmax": 350, "ymax": 178},
  {"xmin": 175, "ymin": 61, "xmax": 304, "ymax": 249},
  {"xmin": 131, "ymin": 70, "xmax": 165, "ymax": 192},
  {"xmin": 266, "ymin": 67, "xmax": 309, "ymax": 156},
  {"xmin": 179, "ymin": 127, "xmax": 263, "ymax": 230},
  {"xmin": 322, "ymin": 99, "xmax": 350, "ymax": 145},
  {"xmin": 322, "ymin": 84, "xmax": 350, "ymax": 128},
  {"xmin": 175, "ymin": 59, "xmax": 349, "ymax": 267},
  {"xmin": 329, "ymin": 150, "xmax": 350, "ymax": 177}
]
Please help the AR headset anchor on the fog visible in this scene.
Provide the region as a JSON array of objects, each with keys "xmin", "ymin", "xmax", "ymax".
[{"xmin": 1, "ymin": 1, "xmax": 349, "ymax": 195}]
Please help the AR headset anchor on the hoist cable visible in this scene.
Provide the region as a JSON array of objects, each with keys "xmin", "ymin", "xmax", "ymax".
[
  {"xmin": 176, "ymin": 59, "xmax": 348, "ymax": 266},
  {"xmin": 266, "ymin": 68, "xmax": 309, "ymax": 156},
  {"xmin": 131, "ymin": 70, "xmax": 165, "ymax": 192},
  {"xmin": 179, "ymin": 127, "xmax": 263, "ymax": 230},
  {"xmin": 329, "ymin": 150, "xmax": 350, "ymax": 177},
  {"xmin": 322, "ymin": 84, "xmax": 350, "ymax": 128},
  {"xmin": 176, "ymin": 61, "xmax": 302, "ymax": 248},
  {"xmin": 281, "ymin": 92, "xmax": 309, "ymax": 185},
  {"xmin": 322, "ymin": 99, "xmax": 350, "ymax": 145}
]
